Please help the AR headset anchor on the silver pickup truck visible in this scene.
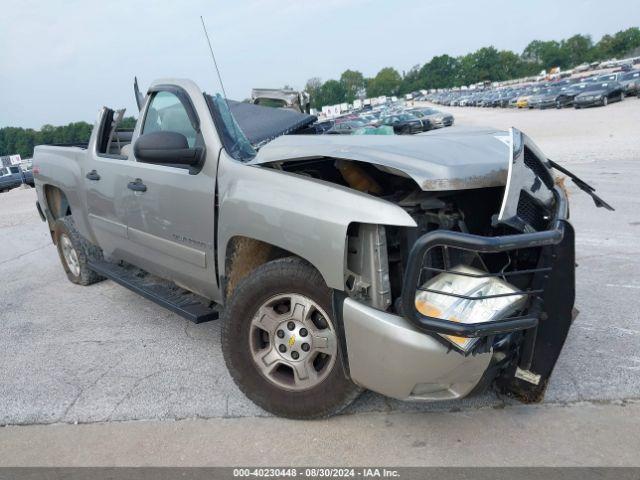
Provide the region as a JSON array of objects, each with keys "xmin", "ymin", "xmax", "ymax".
[{"xmin": 33, "ymin": 78, "xmax": 611, "ymax": 418}]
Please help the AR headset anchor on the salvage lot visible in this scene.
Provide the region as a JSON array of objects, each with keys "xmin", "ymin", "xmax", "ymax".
[{"xmin": 1, "ymin": 100, "xmax": 639, "ymax": 430}]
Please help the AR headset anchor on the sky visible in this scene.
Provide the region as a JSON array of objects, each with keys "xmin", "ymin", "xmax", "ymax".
[{"xmin": 1, "ymin": 0, "xmax": 639, "ymax": 128}]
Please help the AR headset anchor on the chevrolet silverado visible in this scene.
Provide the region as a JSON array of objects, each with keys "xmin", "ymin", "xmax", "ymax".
[{"xmin": 32, "ymin": 78, "xmax": 611, "ymax": 418}]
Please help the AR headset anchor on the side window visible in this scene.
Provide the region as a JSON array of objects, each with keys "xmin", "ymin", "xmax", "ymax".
[{"xmin": 142, "ymin": 91, "xmax": 198, "ymax": 148}]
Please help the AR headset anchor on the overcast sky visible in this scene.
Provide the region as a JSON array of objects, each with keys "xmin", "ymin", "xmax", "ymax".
[{"xmin": 1, "ymin": 0, "xmax": 638, "ymax": 128}]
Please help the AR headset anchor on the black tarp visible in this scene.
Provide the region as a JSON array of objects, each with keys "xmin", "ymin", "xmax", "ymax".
[{"xmin": 226, "ymin": 100, "xmax": 317, "ymax": 146}]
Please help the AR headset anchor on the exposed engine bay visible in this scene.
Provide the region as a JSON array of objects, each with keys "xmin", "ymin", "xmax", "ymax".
[{"xmin": 254, "ymin": 129, "xmax": 578, "ymax": 402}]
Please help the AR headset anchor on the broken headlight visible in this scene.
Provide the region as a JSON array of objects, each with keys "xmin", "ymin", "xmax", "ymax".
[{"xmin": 414, "ymin": 265, "xmax": 527, "ymax": 352}]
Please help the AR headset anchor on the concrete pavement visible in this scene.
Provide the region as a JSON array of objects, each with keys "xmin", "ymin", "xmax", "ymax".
[
  {"xmin": 1, "ymin": 401, "xmax": 639, "ymax": 466},
  {"xmin": 1, "ymin": 99, "xmax": 639, "ymax": 465}
]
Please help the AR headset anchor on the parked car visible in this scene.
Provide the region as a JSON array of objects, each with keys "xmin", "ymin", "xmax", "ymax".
[
  {"xmin": 0, "ymin": 165, "xmax": 33, "ymax": 192},
  {"xmin": 308, "ymin": 120, "xmax": 334, "ymax": 134},
  {"xmin": 573, "ymin": 81, "xmax": 625, "ymax": 108},
  {"xmin": 326, "ymin": 120, "xmax": 367, "ymax": 135},
  {"xmin": 529, "ymin": 86, "xmax": 575, "ymax": 109},
  {"xmin": 595, "ymin": 72, "xmax": 623, "ymax": 83},
  {"xmin": 527, "ymin": 87, "xmax": 558, "ymax": 109},
  {"xmin": 516, "ymin": 91, "xmax": 534, "ymax": 108},
  {"xmin": 410, "ymin": 107, "xmax": 454, "ymax": 128},
  {"xmin": 380, "ymin": 113, "xmax": 425, "ymax": 134},
  {"xmin": 32, "ymin": 78, "xmax": 611, "ymax": 419},
  {"xmin": 619, "ymin": 70, "xmax": 640, "ymax": 96}
]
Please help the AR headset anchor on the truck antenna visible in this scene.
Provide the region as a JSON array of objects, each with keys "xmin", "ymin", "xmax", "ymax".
[{"xmin": 200, "ymin": 16, "xmax": 230, "ymax": 102}]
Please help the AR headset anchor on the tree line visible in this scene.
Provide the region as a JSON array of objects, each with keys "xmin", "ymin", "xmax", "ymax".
[
  {"xmin": 305, "ymin": 27, "xmax": 640, "ymax": 109},
  {"xmin": 2, "ymin": 27, "xmax": 639, "ymax": 158},
  {"xmin": 0, "ymin": 117, "xmax": 137, "ymax": 159}
]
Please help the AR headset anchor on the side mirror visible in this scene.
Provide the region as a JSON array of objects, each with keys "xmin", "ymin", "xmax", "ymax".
[{"xmin": 133, "ymin": 131, "xmax": 204, "ymax": 166}]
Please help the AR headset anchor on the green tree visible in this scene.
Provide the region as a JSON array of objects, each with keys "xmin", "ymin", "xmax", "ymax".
[
  {"xmin": 522, "ymin": 40, "xmax": 569, "ymax": 69},
  {"xmin": 339, "ymin": 70, "xmax": 365, "ymax": 103},
  {"xmin": 0, "ymin": 119, "xmax": 135, "ymax": 159},
  {"xmin": 497, "ymin": 50, "xmax": 532, "ymax": 80},
  {"xmin": 398, "ymin": 65, "xmax": 422, "ymax": 95},
  {"xmin": 120, "ymin": 117, "xmax": 138, "ymax": 129},
  {"xmin": 305, "ymin": 77, "xmax": 323, "ymax": 109},
  {"xmin": 367, "ymin": 67, "xmax": 402, "ymax": 97},
  {"xmin": 418, "ymin": 54, "xmax": 459, "ymax": 89},
  {"xmin": 594, "ymin": 27, "xmax": 640, "ymax": 59},
  {"xmin": 562, "ymin": 34, "xmax": 593, "ymax": 66},
  {"xmin": 456, "ymin": 53, "xmax": 478, "ymax": 85},
  {"xmin": 472, "ymin": 47, "xmax": 503, "ymax": 81},
  {"xmin": 315, "ymin": 79, "xmax": 347, "ymax": 107},
  {"xmin": 615, "ymin": 27, "xmax": 640, "ymax": 55}
]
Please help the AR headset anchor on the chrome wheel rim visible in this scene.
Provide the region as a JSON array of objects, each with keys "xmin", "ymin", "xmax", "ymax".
[
  {"xmin": 249, "ymin": 293, "xmax": 337, "ymax": 391},
  {"xmin": 60, "ymin": 234, "xmax": 80, "ymax": 277}
]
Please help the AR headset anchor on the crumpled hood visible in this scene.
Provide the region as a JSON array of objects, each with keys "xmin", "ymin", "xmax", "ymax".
[{"xmin": 249, "ymin": 127, "xmax": 510, "ymax": 191}]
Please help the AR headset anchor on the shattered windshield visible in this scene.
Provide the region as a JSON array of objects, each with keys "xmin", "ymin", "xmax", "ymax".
[
  {"xmin": 205, "ymin": 93, "xmax": 317, "ymax": 161},
  {"xmin": 206, "ymin": 93, "xmax": 256, "ymax": 162}
]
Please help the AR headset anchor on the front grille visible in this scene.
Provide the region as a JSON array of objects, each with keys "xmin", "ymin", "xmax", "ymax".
[{"xmin": 517, "ymin": 190, "xmax": 549, "ymax": 231}]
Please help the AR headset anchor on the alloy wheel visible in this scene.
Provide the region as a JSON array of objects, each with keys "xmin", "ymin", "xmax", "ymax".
[
  {"xmin": 249, "ymin": 293, "xmax": 337, "ymax": 391},
  {"xmin": 60, "ymin": 234, "xmax": 80, "ymax": 277}
]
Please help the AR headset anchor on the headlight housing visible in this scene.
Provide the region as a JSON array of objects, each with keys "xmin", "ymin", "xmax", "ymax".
[{"xmin": 415, "ymin": 265, "xmax": 527, "ymax": 352}]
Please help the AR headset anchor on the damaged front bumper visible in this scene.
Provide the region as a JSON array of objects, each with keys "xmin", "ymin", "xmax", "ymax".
[
  {"xmin": 339, "ymin": 129, "xmax": 576, "ymax": 402},
  {"xmin": 340, "ymin": 189, "xmax": 574, "ymax": 401},
  {"xmin": 341, "ymin": 297, "xmax": 493, "ymax": 400}
]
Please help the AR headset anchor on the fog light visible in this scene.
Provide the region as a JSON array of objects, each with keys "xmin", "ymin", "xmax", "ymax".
[{"xmin": 414, "ymin": 265, "xmax": 527, "ymax": 352}]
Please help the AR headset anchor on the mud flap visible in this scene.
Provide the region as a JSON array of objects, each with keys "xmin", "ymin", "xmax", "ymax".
[{"xmin": 497, "ymin": 221, "xmax": 576, "ymax": 402}]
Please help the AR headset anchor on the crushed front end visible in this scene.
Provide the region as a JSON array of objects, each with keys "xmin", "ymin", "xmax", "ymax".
[{"xmin": 341, "ymin": 128, "xmax": 576, "ymax": 402}]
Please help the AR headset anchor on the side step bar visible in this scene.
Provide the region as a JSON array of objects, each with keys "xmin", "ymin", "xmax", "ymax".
[{"xmin": 88, "ymin": 260, "xmax": 219, "ymax": 324}]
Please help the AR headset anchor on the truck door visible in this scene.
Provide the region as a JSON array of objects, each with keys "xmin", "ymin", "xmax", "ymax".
[
  {"xmin": 122, "ymin": 87, "xmax": 219, "ymax": 300},
  {"xmin": 85, "ymin": 108, "xmax": 135, "ymax": 260}
]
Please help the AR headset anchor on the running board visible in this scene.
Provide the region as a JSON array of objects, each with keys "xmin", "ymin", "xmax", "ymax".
[{"xmin": 88, "ymin": 260, "xmax": 219, "ymax": 324}]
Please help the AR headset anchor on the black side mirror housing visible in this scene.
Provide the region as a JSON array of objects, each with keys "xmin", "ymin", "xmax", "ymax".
[{"xmin": 133, "ymin": 131, "xmax": 204, "ymax": 166}]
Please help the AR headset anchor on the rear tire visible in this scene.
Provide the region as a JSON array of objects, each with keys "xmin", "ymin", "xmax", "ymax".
[
  {"xmin": 53, "ymin": 216, "xmax": 105, "ymax": 286},
  {"xmin": 221, "ymin": 257, "xmax": 361, "ymax": 419}
]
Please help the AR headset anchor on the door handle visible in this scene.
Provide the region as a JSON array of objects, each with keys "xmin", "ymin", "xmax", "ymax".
[
  {"xmin": 86, "ymin": 170, "xmax": 101, "ymax": 181},
  {"xmin": 127, "ymin": 178, "xmax": 147, "ymax": 192}
]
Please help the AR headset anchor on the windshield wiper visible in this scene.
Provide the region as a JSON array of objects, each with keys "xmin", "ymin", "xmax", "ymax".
[{"xmin": 547, "ymin": 159, "xmax": 614, "ymax": 211}]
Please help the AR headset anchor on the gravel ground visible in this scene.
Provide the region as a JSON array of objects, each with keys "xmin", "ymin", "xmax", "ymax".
[{"xmin": 1, "ymin": 99, "xmax": 639, "ymax": 425}]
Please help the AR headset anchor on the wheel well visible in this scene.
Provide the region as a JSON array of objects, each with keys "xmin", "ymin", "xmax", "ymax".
[
  {"xmin": 224, "ymin": 236, "xmax": 302, "ymax": 299},
  {"xmin": 44, "ymin": 185, "xmax": 71, "ymax": 219}
]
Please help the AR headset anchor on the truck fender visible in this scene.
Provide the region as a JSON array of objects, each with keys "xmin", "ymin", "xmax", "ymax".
[
  {"xmin": 35, "ymin": 146, "xmax": 95, "ymax": 243},
  {"xmin": 216, "ymin": 153, "xmax": 416, "ymax": 291}
]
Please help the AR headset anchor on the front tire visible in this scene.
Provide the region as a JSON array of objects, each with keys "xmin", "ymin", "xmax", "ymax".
[
  {"xmin": 53, "ymin": 216, "xmax": 105, "ymax": 286},
  {"xmin": 221, "ymin": 257, "xmax": 361, "ymax": 419}
]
